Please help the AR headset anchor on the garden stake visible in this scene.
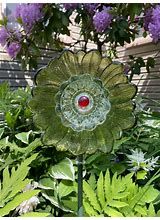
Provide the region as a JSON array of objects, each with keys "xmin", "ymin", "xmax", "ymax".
[{"xmin": 77, "ymin": 154, "xmax": 83, "ymax": 217}]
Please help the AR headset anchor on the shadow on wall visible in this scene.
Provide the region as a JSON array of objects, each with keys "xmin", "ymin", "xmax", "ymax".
[
  {"xmin": 117, "ymin": 39, "xmax": 160, "ymax": 112},
  {"xmin": 0, "ymin": 59, "xmax": 35, "ymax": 88},
  {"xmin": 0, "ymin": 48, "xmax": 59, "ymax": 89}
]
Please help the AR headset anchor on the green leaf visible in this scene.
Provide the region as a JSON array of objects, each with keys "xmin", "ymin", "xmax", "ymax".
[
  {"xmin": 104, "ymin": 169, "xmax": 111, "ymax": 203},
  {"xmin": 0, "ymin": 190, "xmax": 40, "ymax": 216},
  {"xmin": 114, "ymin": 191, "xmax": 130, "ymax": 199},
  {"xmin": 0, "ymin": 128, "xmax": 4, "ymax": 139},
  {"xmin": 21, "ymin": 212, "xmax": 50, "ymax": 217},
  {"xmin": 109, "ymin": 200, "xmax": 128, "ymax": 208},
  {"xmin": 2, "ymin": 167, "xmax": 10, "ymax": 189},
  {"xmin": 0, "ymin": 154, "xmax": 38, "ymax": 206},
  {"xmin": 49, "ymin": 158, "xmax": 75, "ymax": 181},
  {"xmin": 42, "ymin": 193, "xmax": 71, "ymax": 212},
  {"xmin": 39, "ymin": 177, "xmax": 56, "ymax": 190},
  {"xmin": 29, "ymin": 42, "xmax": 41, "ymax": 56},
  {"xmin": 136, "ymin": 170, "xmax": 147, "ymax": 180},
  {"xmin": 62, "ymin": 197, "xmax": 77, "ymax": 212},
  {"xmin": 127, "ymin": 4, "xmax": 143, "ymax": 21},
  {"xmin": 83, "ymin": 201, "xmax": 99, "ymax": 216},
  {"xmin": 0, "ymin": 137, "xmax": 24, "ymax": 153},
  {"xmin": 83, "ymin": 181, "xmax": 101, "ymax": 212},
  {"xmin": 24, "ymin": 138, "xmax": 42, "ymax": 155},
  {"xmin": 111, "ymin": 163, "xmax": 126, "ymax": 175},
  {"xmin": 42, "ymin": 193, "xmax": 59, "ymax": 207},
  {"xmin": 143, "ymin": 31, "xmax": 147, "ymax": 38},
  {"xmin": 88, "ymin": 174, "xmax": 96, "ymax": 190},
  {"xmin": 148, "ymin": 203, "xmax": 156, "ymax": 217},
  {"xmin": 146, "ymin": 57, "xmax": 155, "ymax": 73},
  {"xmin": 136, "ymin": 57, "xmax": 145, "ymax": 67},
  {"xmin": 104, "ymin": 206, "xmax": 124, "ymax": 217},
  {"xmin": 140, "ymin": 185, "xmax": 159, "ymax": 203},
  {"xmin": 97, "ymin": 172, "xmax": 105, "ymax": 208},
  {"xmin": 15, "ymin": 130, "xmax": 32, "ymax": 144},
  {"xmin": 134, "ymin": 205, "xmax": 147, "ymax": 216},
  {"xmin": 58, "ymin": 180, "xmax": 75, "ymax": 198},
  {"xmin": 113, "ymin": 137, "xmax": 130, "ymax": 150},
  {"xmin": 0, "ymin": 16, "xmax": 8, "ymax": 26},
  {"xmin": 7, "ymin": 179, "xmax": 30, "ymax": 202},
  {"xmin": 5, "ymin": 111, "xmax": 18, "ymax": 129}
]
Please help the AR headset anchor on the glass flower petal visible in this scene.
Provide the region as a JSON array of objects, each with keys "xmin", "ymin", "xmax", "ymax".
[{"xmin": 29, "ymin": 50, "xmax": 136, "ymax": 155}]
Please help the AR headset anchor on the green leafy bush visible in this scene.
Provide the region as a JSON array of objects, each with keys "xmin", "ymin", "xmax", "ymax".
[
  {"xmin": 0, "ymin": 82, "xmax": 159, "ymax": 216},
  {"xmin": 0, "ymin": 82, "xmax": 33, "ymax": 138},
  {"xmin": 83, "ymin": 169, "xmax": 160, "ymax": 217}
]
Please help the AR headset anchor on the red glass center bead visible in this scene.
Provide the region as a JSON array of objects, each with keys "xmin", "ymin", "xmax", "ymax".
[{"xmin": 78, "ymin": 96, "xmax": 90, "ymax": 108}]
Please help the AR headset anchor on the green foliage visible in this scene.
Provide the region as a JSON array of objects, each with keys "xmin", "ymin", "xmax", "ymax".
[
  {"xmin": 83, "ymin": 169, "xmax": 159, "ymax": 217},
  {"xmin": 119, "ymin": 110, "xmax": 160, "ymax": 157},
  {"xmin": 49, "ymin": 158, "xmax": 75, "ymax": 181},
  {"xmin": 0, "ymin": 154, "xmax": 40, "ymax": 216},
  {"xmin": 0, "ymin": 82, "xmax": 33, "ymax": 137},
  {"xmin": 127, "ymin": 3, "xmax": 143, "ymax": 21},
  {"xmin": 146, "ymin": 57, "xmax": 156, "ymax": 73},
  {"xmin": 126, "ymin": 55, "xmax": 155, "ymax": 82},
  {"xmin": 0, "ymin": 70, "xmax": 159, "ymax": 216},
  {"xmin": 39, "ymin": 158, "xmax": 77, "ymax": 216},
  {"xmin": 20, "ymin": 212, "xmax": 50, "ymax": 217}
]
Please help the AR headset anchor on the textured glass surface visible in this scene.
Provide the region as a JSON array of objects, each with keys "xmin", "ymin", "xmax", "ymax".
[
  {"xmin": 29, "ymin": 50, "xmax": 137, "ymax": 155},
  {"xmin": 55, "ymin": 74, "xmax": 111, "ymax": 131}
]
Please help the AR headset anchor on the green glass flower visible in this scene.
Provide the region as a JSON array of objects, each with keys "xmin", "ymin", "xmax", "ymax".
[{"xmin": 29, "ymin": 50, "xmax": 136, "ymax": 155}]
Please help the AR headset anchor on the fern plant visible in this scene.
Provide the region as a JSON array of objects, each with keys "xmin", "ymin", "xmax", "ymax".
[
  {"xmin": 0, "ymin": 154, "xmax": 40, "ymax": 216},
  {"xmin": 83, "ymin": 169, "xmax": 160, "ymax": 217}
]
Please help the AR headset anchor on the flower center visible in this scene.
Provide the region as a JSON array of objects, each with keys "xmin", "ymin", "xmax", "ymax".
[{"xmin": 78, "ymin": 95, "xmax": 90, "ymax": 108}]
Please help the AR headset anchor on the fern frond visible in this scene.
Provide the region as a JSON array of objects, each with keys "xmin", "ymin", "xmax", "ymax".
[
  {"xmin": 97, "ymin": 172, "xmax": 105, "ymax": 208},
  {"xmin": 83, "ymin": 181, "xmax": 101, "ymax": 212},
  {"xmin": 104, "ymin": 206, "xmax": 124, "ymax": 217},
  {"xmin": 147, "ymin": 203, "xmax": 156, "ymax": 216},
  {"xmin": 83, "ymin": 169, "xmax": 158, "ymax": 217},
  {"xmin": 0, "ymin": 190, "xmax": 40, "ymax": 216},
  {"xmin": 114, "ymin": 192, "xmax": 130, "ymax": 199},
  {"xmin": 6, "ymin": 179, "xmax": 30, "ymax": 202},
  {"xmin": 83, "ymin": 200, "xmax": 99, "ymax": 216},
  {"xmin": 2, "ymin": 167, "xmax": 10, "ymax": 188},
  {"xmin": 104, "ymin": 169, "xmax": 111, "ymax": 203},
  {"xmin": 109, "ymin": 200, "xmax": 128, "ymax": 208},
  {"xmin": 134, "ymin": 205, "xmax": 147, "ymax": 216},
  {"xmin": 0, "ymin": 153, "xmax": 38, "ymax": 205}
]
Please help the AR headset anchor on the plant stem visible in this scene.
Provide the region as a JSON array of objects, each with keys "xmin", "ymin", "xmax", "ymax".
[{"xmin": 77, "ymin": 154, "xmax": 83, "ymax": 217}]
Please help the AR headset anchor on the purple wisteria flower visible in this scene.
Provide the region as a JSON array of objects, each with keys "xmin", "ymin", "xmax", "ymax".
[
  {"xmin": 15, "ymin": 4, "xmax": 43, "ymax": 33},
  {"xmin": 0, "ymin": 27, "xmax": 9, "ymax": 46},
  {"xmin": 124, "ymin": 64, "xmax": 130, "ymax": 75},
  {"xmin": 63, "ymin": 3, "xmax": 78, "ymax": 11},
  {"xmin": 93, "ymin": 7, "xmax": 112, "ymax": 33},
  {"xmin": 84, "ymin": 4, "xmax": 98, "ymax": 15},
  {"xmin": 144, "ymin": 8, "xmax": 153, "ymax": 31},
  {"xmin": 148, "ymin": 5, "xmax": 160, "ymax": 42},
  {"xmin": 6, "ymin": 42, "xmax": 21, "ymax": 58}
]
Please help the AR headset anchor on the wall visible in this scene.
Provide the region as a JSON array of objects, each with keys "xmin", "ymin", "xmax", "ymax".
[{"xmin": 117, "ymin": 36, "xmax": 160, "ymax": 111}]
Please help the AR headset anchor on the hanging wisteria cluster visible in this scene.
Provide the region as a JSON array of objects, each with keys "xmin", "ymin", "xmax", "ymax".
[
  {"xmin": 0, "ymin": 3, "xmax": 43, "ymax": 58},
  {"xmin": 0, "ymin": 3, "xmax": 159, "ymax": 63},
  {"xmin": 144, "ymin": 5, "xmax": 160, "ymax": 42}
]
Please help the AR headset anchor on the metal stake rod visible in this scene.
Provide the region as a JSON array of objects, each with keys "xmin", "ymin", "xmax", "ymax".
[{"xmin": 77, "ymin": 154, "xmax": 83, "ymax": 217}]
